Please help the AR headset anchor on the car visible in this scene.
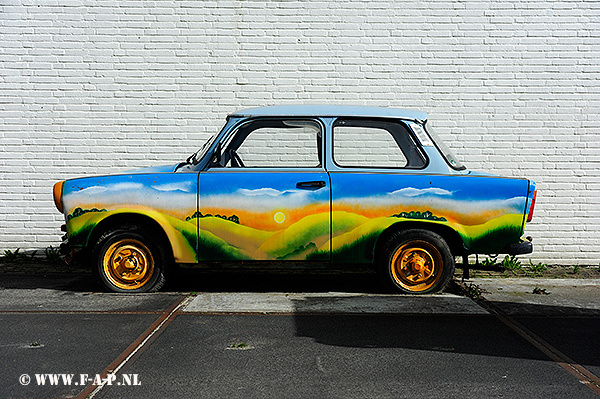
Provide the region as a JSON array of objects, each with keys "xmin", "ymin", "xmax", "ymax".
[{"xmin": 53, "ymin": 105, "xmax": 537, "ymax": 294}]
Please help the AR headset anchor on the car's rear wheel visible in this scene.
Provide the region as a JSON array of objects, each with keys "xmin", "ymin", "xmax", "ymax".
[
  {"xmin": 93, "ymin": 225, "xmax": 167, "ymax": 293},
  {"xmin": 377, "ymin": 229, "xmax": 454, "ymax": 294}
]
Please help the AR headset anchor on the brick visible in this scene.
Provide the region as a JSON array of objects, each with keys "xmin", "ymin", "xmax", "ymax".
[{"xmin": 0, "ymin": 0, "xmax": 598, "ymax": 263}]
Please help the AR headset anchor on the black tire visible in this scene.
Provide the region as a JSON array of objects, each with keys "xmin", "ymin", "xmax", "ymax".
[
  {"xmin": 92, "ymin": 225, "xmax": 167, "ymax": 293},
  {"xmin": 377, "ymin": 229, "xmax": 454, "ymax": 294}
]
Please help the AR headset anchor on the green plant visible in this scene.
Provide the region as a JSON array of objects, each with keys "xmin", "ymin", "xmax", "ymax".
[
  {"xmin": 2, "ymin": 248, "xmax": 37, "ymax": 264},
  {"xmin": 44, "ymin": 246, "xmax": 63, "ymax": 264},
  {"xmin": 462, "ymin": 283, "xmax": 484, "ymax": 299},
  {"xmin": 572, "ymin": 265, "xmax": 580, "ymax": 274},
  {"xmin": 2, "ymin": 248, "xmax": 21, "ymax": 263},
  {"xmin": 481, "ymin": 256, "xmax": 498, "ymax": 268},
  {"xmin": 501, "ymin": 255, "xmax": 522, "ymax": 275},
  {"xmin": 526, "ymin": 260, "xmax": 547, "ymax": 277}
]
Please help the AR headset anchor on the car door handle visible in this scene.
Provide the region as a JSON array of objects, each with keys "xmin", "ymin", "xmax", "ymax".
[{"xmin": 296, "ymin": 181, "xmax": 326, "ymax": 190}]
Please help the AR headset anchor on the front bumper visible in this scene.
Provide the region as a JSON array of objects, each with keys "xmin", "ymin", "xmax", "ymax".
[{"xmin": 59, "ymin": 224, "xmax": 85, "ymax": 264}]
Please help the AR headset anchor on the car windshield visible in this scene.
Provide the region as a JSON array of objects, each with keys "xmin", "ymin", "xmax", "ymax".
[{"xmin": 424, "ymin": 124, "xmax": 466, "ymax": 170}]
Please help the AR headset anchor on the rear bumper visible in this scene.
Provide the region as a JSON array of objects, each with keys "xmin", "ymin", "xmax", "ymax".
[{"xmin": 504, "ymin": 239, "xmax": 533, "ymax": 255}]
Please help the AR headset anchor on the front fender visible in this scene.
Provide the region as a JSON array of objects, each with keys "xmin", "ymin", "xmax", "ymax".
[
  {"xmin": 66, "ymin": 209, "xmax": 197, "ymax": 264},
  {"xmin": 60, "ymin": 173, "xmax": 199, "ymax": 263}
]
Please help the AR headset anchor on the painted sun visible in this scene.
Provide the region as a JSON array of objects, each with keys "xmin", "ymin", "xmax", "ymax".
[{"xmin": 274, "ymin": 212, "xmax": 286, "ymax": 224}]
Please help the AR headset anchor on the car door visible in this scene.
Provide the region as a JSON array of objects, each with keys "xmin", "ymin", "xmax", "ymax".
[
  {"xmin": 197, "ymin": 118, "xmax": 331, "ymax": 262},
  {"xmin": 327, "ymin": 118, "xmax": 429, "ymax": 264}
]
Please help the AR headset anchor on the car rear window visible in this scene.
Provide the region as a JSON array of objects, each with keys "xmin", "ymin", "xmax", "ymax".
[{"xmin": 333, "ymin": 119, "xmax": 427, "ymax": 169}]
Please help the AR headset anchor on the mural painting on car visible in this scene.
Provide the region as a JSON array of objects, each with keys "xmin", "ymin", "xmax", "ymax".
[{"xmin": 61, "ymin": 171, "xmax": 528, "ymax": 264}]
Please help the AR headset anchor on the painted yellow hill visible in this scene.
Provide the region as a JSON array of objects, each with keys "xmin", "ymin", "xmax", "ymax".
[
  {"xmin": 197, "ymin": 228, "xmax": 253, "ymax": 260},
  {"xmin": 256, "ymin": 211, "xmax": 369, "ymax": 259},
  {"xmin": 322, "ymin": 216, "xmax": 398, "ymax": 252},
  {"xmin": 455, "ymin": 213, "xmax": 524, "ymax": 240},
  {"xmin": 331, "ymin": 211, "xmax": 370, "ymax": 235},
  {"xmin": 67, "ymin": 208, "xmax": 198, "ymax": 263},
  {"xmin": 257, "ymin": 212, "xmax": 330, "ymax": 259},
  {"xmin": 199, "ymin": 217, "xmax": 279, "ymax": 255},
  {"xmin": 67, "ymin": 211, "xmax": 105, "ymax": 236}
]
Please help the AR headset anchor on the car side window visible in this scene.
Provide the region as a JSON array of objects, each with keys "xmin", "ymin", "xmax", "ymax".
[
  {"xmin": 221, "ymin": 119, "xmax": 322, "ymax": 168},
  {"xmin": 333, "ymin": 119, "xmax": 426, "ymax": 169}
]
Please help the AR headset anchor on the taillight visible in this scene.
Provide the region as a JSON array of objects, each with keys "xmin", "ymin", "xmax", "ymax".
[
  {"xmin": 527, "ymin": 190, "xmax": 537, "ymax": 223},
  {"xmin": 53, "ymin": 181, "xmax": 65, "ymax": 213}
]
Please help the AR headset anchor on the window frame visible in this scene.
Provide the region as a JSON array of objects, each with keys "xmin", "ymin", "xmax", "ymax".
[
  {"xmin": 331, "ymin": 118, "xmax": 429, "ymax": 170},
  {"xmin": 209, "ymin": 117, "xmax": 325, "ymax": 170}
]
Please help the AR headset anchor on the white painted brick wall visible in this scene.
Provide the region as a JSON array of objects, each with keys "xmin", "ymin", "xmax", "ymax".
[{"xmin": 1, "ymin": 0, "xmax": 599, "ymax": 265}]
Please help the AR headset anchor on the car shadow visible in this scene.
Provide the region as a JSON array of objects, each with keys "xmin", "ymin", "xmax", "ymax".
[
  {"xmin": 289, "ymin": 298, "xmax": 600, "ymax": 369},
  {"xmin": 165, "ymin": 266, "xmax": 386, "ymax": 294},
  {"xmin": 0, "ymin": 272, "xmax": 97, "ymax": 292},
  {"xmin": 0, "ymin": 265, "xmax": 385, "ymax": 294}
]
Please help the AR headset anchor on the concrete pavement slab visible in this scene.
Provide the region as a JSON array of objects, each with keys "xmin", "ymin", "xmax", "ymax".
[
  {"xmin": 0, "ymin": 288, "xmax": 183, "ymax": 313},
  {"xmin": 1, "ymin": 272, "xmax": 599, "ymax": 398},
  {"xmin": 471, "ymin": 278, "xmax": 600, "ymax": 316},
  {"xmin": 0, "ymin": 313, "xmax": 158, "ymax": 399},
  {"xmin": 0, "ymin": 271, "xmax": 184, "ymax": 313},
  {"xmin": 95, "ymin": 314, "xmax": 599, "ymax": 399},
  {"xmin": 463, "ymin": 278, "xmax": 600, "ymax": 388},
  {"xmin": 515, "ymin": 316, "xmax": 600, "ymax": 380},
  {"xmin": 183, "ymin": 292, "xmax": 489, "ymax": 315}
]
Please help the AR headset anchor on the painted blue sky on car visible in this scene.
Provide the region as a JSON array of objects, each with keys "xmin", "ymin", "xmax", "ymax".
[
  {"xmin": 62, "ymin": 174, "xmax": 197, "ymax": 217},
  {"xmin": 331, "ymin": 173, "xmax": 528, "ymax": 202},
  {"xmin": 62, "ymin": 170, "xmax": 528, "ymax": 226}
]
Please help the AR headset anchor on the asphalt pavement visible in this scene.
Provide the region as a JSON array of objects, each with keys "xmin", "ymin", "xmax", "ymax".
[{"xmin": 0, "ymin": 268, "xmax": 599, "ymax": 399}]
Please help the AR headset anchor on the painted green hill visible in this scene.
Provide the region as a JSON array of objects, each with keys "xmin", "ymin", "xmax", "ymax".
[{"xmin": 256, "ymin": 211, "xmax": 369, "ymax": 260}]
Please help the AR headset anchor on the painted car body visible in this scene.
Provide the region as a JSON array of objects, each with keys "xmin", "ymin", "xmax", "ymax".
[{"xmin": 53, "ymin": 105, "xmax": 536, "ymax": 293}]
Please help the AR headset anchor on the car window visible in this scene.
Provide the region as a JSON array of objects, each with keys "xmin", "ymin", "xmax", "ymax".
[
  {"xmin": 333, "ymin": 119, "xmax": 426, "ymax": 169},
  {"xmin": 421, "ymin": 124, "xmax": 466, "ymax": 170},
  {"xmin": 222, "ymin": 119, "xmax": 322, "ymax": 168}
]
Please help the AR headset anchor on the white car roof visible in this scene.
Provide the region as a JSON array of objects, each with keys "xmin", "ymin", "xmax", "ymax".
[{"xmin": 230, "ymin": 105, "xmax": 428, "ymax": 122}]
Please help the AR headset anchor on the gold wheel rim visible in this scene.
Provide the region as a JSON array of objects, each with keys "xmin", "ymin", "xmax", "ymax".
[
  {"xmin": 102, "ymin": 239, "xmax": 154, "ymax": 290},
  {"xmin": 390, "ymin": 240, "xmax": 443, "ymax": 292}
]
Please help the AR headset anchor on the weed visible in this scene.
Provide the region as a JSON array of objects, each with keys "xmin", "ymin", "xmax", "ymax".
[
  {"xmin": 481, "ymin": 256, "xmax": 498, "ymax": 268},
  {"xmin": 532, "ymin": 287, "xmax": 550, "ymax": 295},
  {"xmin": 526, "ymin": 260, "xmax": 548, "ymax": 277},
  {"xmin": 572, "ymin": 265, "xmax": 580, "ymax": 274},
  {"xmin": 228, "ymin": 342, "xmax": 250, "ymax": 350},
  {"xmin": 501, "ymin": 255, "xmax": 522, "ymax": 275},
  {"xmin": 1, "ymin": 248, "xmax": 37, "ymax": 264},
  {"xmin": 462, "ymin": 283, "xmax": 484, "ymax": 299},
  {"xmin": 2, "ymin": 248, "xmax": 21, "ymax": 263},
  {"xmin": 44, "ymin": 246, "xmax": 63, "ymax": 264}
]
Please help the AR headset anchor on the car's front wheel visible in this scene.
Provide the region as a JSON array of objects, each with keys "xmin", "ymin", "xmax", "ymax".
[
  {"xmin": 377, "ymin": 229, "xmax": 454, "ymax": 294},
  {"xmin": 93, "ymin": 225, "xmax": 167, "ymax": 293}
]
